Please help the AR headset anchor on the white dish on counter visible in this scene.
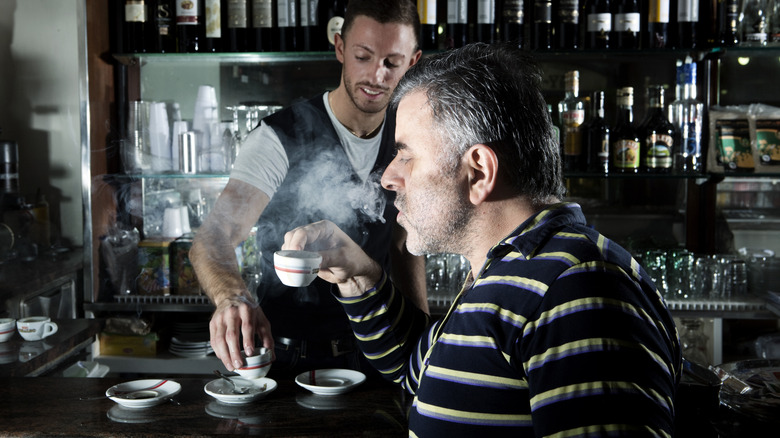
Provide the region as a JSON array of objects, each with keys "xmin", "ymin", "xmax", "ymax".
[
  {"xmin": 106, "ymin": 379, "xmax": 181, "ymax": 409},
  {"xmin": 204, "ymin": 376, "xmax": 277, "ymax": 405},
  {"xmin": 295, "ymin": 369, "xmax": 366, "ymax": 396}
]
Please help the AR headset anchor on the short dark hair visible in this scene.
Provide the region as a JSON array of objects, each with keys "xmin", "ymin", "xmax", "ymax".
[
  {"xmin": 390, "ymin": 43, "xmax": 566, "ymax": 205},
  {"xmin": 341, "ymin": 0, "xmax": 421, "ymax": 51}
]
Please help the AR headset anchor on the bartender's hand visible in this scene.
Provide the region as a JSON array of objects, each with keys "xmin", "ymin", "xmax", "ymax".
[
  {"xmin": 209, "ymin": 292, "xmax": 275, "ymax": 371},
  {"xmin": 282, "ymin": 220, "xmax": 383, "ymax": 297}
]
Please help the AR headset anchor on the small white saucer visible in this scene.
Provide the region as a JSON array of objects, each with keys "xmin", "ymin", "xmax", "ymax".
[
  {"xmin": 204, "ymin": 376, "xmax": 277, "ymax": 405},
  {"xmin": 106, "ymin": 379, "xmax": 181, "ymax": 409},
  {"xmin": 295, "ymin": 369, "xmax": 366, "ymax": 396}
]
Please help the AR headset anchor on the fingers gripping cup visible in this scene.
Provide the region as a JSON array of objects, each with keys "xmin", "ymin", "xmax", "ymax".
[
  {"xmin": 16, "ymin": 317, "xmax": 58, "ymax": 341},
  {"xmin": 274, "ymin": 250, "xmax": 322, "ymax": 287}
]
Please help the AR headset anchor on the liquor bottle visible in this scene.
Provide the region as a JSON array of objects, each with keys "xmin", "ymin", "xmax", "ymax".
[
  {"xmin": 446, "ymin": 0, "xmax": 470, "ymax": 49},
  {"xmin": 152, "ymin": 0, "xmax": 176, "ymax": 53},
  {"xmin": 204, "ymin": 0, "xmax": 222, "ymax": 52},
  {"xmin": 224, "ymin": 0, "xmax": 250, "ymax": 51},
  {"xmin": 610, "ymin": 87, "xmax": 640, "ymax": 173},
  {"xmin": 612, "ymin": 0, "xmax": 640, "ymax": 49},
  {"xmin": 644, "ymin": 0, "xmax": 670, "ymax": 48},
  {"xmin": 317, "ymin": 0, "xmax": 347, "ymax": 51},
  {"xmin": 176, "ymin": 0, "xmax": 206, "ymax": 52},
  {"xmin": 738, "ymin": 0, "xmax": 769, "ymax": 46},
  {"xmin": 251, "ymin": 0, "xmax": 275, "ymax": 51},
  {"xmin": 584, "ymin": 90, "xmax": 610, "ymax": 173},
  {"xmin": 475, "ymin": 0, "xmax": 497, "ymax": 43},
  {"xmin": 640, "ymin": 85, "xmax": 675, "ymax": 173},
  {"xmin": 553, "ymin": 0, "xmax": 580, "ymax": 49},
  {"xmin": 717, "ymin": 0, "xmax": 739, "ymax": 46},
  {"xmin": 677, "ymin": 0, "xmax": 699, "ymax": 48},
  {"xmin": 669, "ymin": 57, "xmax": 705, "ymax": 174},
  {"xmin": 124, "ymin": 0, "xmax": 150, "ymax": 53},
  {"xmin": 548, "ymin": 104, "xmax": 562, "ymax": 149},
  {"xmin": 771, "ymin": 0, "xmax": 780, "ymax": 44},
  {"xmin": 558, "ymin": 71, "xmax": 586, "ymax": 171},
  {"xmin": 300, "ymin": 0, "xmax": 318, "ymax": 51},
  {"xmin": 419, "ymin": 0, "xmax": 440, "ymax": 50},
  {"xmin": 277, "ymin": 0, "xmax": 302, "ymax": 51},
  {"xmin": 583, "ymin": 0, "xmax": 611, "ymax": 49},
  {"xmin": 531, "ymin": 0, "xmax": 553, "ymax": 49}
]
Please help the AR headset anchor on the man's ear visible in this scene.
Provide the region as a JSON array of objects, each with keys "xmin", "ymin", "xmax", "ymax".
[
  {"xmin": 334, "ymin": 33, "xmax": 345, "ymax": 63},
  {"xmin": 465, "ymin": 144, "xmax": 498, "ymax": 205}
]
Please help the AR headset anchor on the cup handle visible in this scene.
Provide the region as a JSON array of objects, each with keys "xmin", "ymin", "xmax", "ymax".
[{"xmin": 43, "ymin": 322, "xmax": 58, "ymax": 339}]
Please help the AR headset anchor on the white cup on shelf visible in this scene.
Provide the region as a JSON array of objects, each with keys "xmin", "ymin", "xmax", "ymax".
[{"xmin": 162, "ymin": 207, "xmax": 184, "ymax": 238}]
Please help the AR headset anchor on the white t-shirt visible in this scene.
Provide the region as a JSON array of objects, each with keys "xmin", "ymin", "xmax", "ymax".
[{"xmin": 230, "ymin": 92, "xmax": 384, "ymax": 199}]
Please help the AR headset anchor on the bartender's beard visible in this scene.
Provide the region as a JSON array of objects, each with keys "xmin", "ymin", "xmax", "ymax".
[
  {"xmin": 396, "ymin": 173, "xmax": 474, "ymax": 256},
  {"xmin": 344, "ymin": 77, "xmax": 390, "ymax": 114}
]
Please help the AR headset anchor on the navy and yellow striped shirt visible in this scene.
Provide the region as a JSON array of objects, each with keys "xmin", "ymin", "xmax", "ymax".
[{"xmin": 337, "ymin": 203, "xmax": 682, "ymax": 437}]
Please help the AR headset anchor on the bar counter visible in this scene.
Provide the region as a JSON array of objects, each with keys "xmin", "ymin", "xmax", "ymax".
[{"xmin": 0, "ymin": 373, "xmax": 411, "ymax": 437}]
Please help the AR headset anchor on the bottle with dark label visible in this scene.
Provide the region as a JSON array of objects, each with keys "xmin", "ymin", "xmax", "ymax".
[
  {"xmin": 204, "ymin": 0, "xmax": 222, "ymax": 52},
  {"xmin": 317, "ymin": 0, "xmax": 347, "ymax": 51},
  {"xmin": 446, "ymin": 0, "xmax": 470, "ymax": 49},
  {"xmin": 224, "ymin": 0, "xmax": 250, "ymax": 51},
  {"xmin": 176, "ymin": 0, "xmax": 205, "ymax": 52},
  {"xmin": 554, "ymin": 0, "xmax": 580, "ymax": 49},
  {"xmin": 530, "ymin": 0, "xmax": 552, "ymax": 49},
  {"xmin": 500, "ymin": 0, "xmax": 524, "ymax": 48},
  {"xmin": 558, "ymin": 71, "xmax": 586, "ymax": 171},
  {"xmin": 277, "ymin": 0, "xmax": 301, "ymax": 52},
  {"xmin": 644, "ymin": 0, "xmax": 670, "ymax": 48},
  {"xmin": 419, "ymin": 0, "xmax": 440, "ymax": 50},
  {"xmin": 717, "ymin": 0, "xmax": 739, "ymax": 46},
  {"xmin": 612, "ymin": 0, "xmax": 640, "ymax": 49},
  {"xmin": 611, "ymin": 87, "xmax": 640, "ymax": 173},
  {"xmin": 474, "ymin": 0, "xmax": 497, "ymax": 43},
  {"xmin": 584, "ymin": 90, "xmax": 610, "ymax": 173},
  {"xmin": 640, "ymin": 85, "xmax": 675, "ymax": 173},
  {"xmin": 300, "ymin": 0, "xmax": 318, "ymax": 51},
  {"xmin": 583, "ymin": 0, "xmax": 611, "ymax": 49},
  {"xmin": 669, "ymin": 57, "xmax": 704, "ymax": 174},
  {"xmin": 251, "ymin": 0, "xmax": 275, "ymax": 51},
  {"xmin": 677, "ymin": 0, "xmax": 699, "ymax": 48},
  {"xmin": 152, "ymin": 0, "xmax": 176, "ymax": 53},
  {"xmin": 125, "ymin": 0, "xmax": 150, "ymax": 53}
]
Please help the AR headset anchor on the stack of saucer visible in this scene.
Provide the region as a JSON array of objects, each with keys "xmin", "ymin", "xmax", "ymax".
[{"xmin": 168, "ymin": 321, "xmax": 212, "ymax": 358}]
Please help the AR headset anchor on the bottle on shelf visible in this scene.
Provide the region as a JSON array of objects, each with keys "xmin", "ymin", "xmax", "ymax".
[
  {"xmin": 531, "ymin": 0, "xmax": 553, "ymax": 49},
  {"xmin": 124, "ymin": 0, "xmax": 150, "ymax": 53},
  {"xmin": 553, "ymin": 0, "xmax": 580, "ymax": 49},
  {"xmin": 677, "ymin": 0, "xmax": 699, "ymax": 48},
  {"xmin": 612, "ymin": 0, "xmax": 640, "ymax": 49},
  {"xmin": 558, "ymin": 71, "xmax": 586, "ymax": 172},
  {"xmin": 204, "ymin": 0, "xmax": 222, "ymax": 52},
  {"xmin": 277, "ymin": 0, "xmax": 302, "ymax": 51},
  {"xmin": 548, "ymin": 104, "xmax": 562, "ymax": 150},
  {"xmin": 418, "ymin": 0, "xmax": 440, "ymax": 50},
  {"xmin": 669, "ymin": 56, "xmax": 705, "ymax": 174},
  {"xmin": 717, "ymin": 0, "xmax": 740, "ymax": 46},
  {"xmin": 251, "ymin": 0, "xmax": 275, "ymax": 51},
  {"xmin": 583, "ymin": 0, "xmax": 611, "ymax": 49},
  {"xmin": 771, "ymin": 0, "xmax": 780, "ymax": 44},
  {"xmin": 644, "ymin": 0, "xmax": 670, "ymax": 48},
  {"xmin": 474, "ymin": 0, "xmax": 498, "ymax": 43},
  {"xmin": 176, "ymin": 0, "xmax": 206, "ymax": 52},
  {"xmin": 584, "ymin": 90, "xmax": 610, "ymax": 173},
  {"xmin": 300, "ymin": 0, "xmax": 318, "ymax": 51},
  {"xmin": 499, "ymin": 0, "xmax": 524, "ymax": 48},
  {"xmin": 445, "ymin": 0, "xmax": 469, "ymax": 49},
  {"xmin": 610, "ymin": 87, "xmax": 640, "ymax": 173},
  {"xmin": 738, "ymin": 0, "xmax": 769, "ymax": 46},
  {"xmin": 317, "ymin": 0, "xmax": 347, "ymax": 51},
  {"xmin": 639, "ymin": 85, "xmax": 675, "ymax": 173},
  {"xmin": 152, "ymin": 0, "xmax": 176, "ymax": 53},
  {"xmin": 223, "ymin": 0, "xmax": 250, "ymax": 52}
]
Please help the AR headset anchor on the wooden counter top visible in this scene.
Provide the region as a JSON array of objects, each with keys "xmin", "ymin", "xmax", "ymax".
[
  {"xmin": 0, "ymin": 318, "xmax": 102, "ymax": 377},
  {"xmin": 0, "ymin": 373, "xmax": 411, "ymax": 437}
]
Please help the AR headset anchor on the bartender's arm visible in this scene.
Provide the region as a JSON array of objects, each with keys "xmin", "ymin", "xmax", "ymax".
[{"xmin": 190, "ymin": 179, "xmax": 274, "ymax": 371}]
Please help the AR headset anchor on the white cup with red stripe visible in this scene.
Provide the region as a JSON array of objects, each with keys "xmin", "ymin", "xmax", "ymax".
[
  {"xmin": 235, "ymin": 347, "xmax": 273, "ymax": 379},
  {"xmin": 0, "ymin": 318, "xmax": 15, "ymax": 343},
  {"xmin": 274, "ymin": 250, "xmax": 322, "ymax": 287}
]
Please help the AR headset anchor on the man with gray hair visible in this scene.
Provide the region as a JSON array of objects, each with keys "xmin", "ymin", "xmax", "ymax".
[{"xmin": 281, "ymin": 43, "xmax": 682, "ymax": 436}]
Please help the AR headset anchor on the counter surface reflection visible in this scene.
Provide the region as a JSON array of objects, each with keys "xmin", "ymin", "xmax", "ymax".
[{"xmin": 0, "ymin": 374, "xmax": 411, "ymax": 437}]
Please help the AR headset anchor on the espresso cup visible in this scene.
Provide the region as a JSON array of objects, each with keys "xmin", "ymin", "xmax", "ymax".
[
  {"xmin": 0, "ymin": 318, "xmax": 16, "ymax": 343},
  {"xmin": 17, "ymin": 316, "xmax": 58, "ymax": 341}
]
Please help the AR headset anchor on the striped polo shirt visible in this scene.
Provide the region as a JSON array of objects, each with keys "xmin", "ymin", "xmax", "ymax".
[{"xmin": 337, "ymin": 202, "xmax": 682, "ymax": 437}]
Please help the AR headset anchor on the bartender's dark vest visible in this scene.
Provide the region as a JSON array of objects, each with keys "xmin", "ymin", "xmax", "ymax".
[{"xmin": 255, "ymin": 94, "xmax": 397, "ymax": 340}]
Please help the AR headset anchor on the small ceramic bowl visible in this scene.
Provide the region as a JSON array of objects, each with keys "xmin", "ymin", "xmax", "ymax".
[
  {"xmin": 274, "ymin": 250, "xmax": 322, "ymax": 287},
  {"xmin": 0, "ymin": 318, "xmax": 15, "ymax": 343},
  {"xmin": 234, "ymin": 347, "xmax": 273, "ymax": 379}
]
